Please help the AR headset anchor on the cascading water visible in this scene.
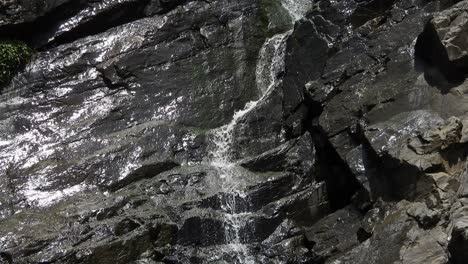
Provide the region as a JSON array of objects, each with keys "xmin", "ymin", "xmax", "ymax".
[{"xmin": 209, "ymin": 32, "xmax": 289, "ymax": 263}]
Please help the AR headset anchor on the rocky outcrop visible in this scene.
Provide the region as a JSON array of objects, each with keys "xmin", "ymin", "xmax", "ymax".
[{"xmin": 1, "ymin": 0, "xmax": 468, "ymax": 263}]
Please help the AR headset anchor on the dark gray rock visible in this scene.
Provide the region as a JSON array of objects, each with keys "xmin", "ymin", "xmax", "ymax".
[
  {"xmin": 2, "ymin": 0, "xmax": 468, "ymax": 263},
  {"xmin": 431, "ymin": 1, "xmax": 468, "ymax": 61},
  {"xmin": 408, "ymin": 116, "xmax": 463, "ymax": 155},
  {"xmin": 330, "ymin": 201, "xmax": 448, "ymax": 264},
  {"xmin": 305, "ymin": 206, "xmax": 364, "ymax": 261},
  {"xmin": 0, "ymin": 0, "xmax": 72, "ymax": 27},
  {"xmin": 407, "ymin": 202, "xmax": 441, "ymax": 228},
  {"xmin": 449, "ymin": 206, "xmax": 468, "ymax": 264},
  {"xmin": 240, "ymin": 132, "xmax": 315, "ymax": 175}
]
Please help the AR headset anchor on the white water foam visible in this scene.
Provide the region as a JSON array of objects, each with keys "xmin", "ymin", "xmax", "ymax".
[
  {"xmin": 281, "ymin": 0, "xmax": 313, "ymax": 21},
  {"xmin": 209, "ymin": 32, "xmax": 289, "ymax": 263}
]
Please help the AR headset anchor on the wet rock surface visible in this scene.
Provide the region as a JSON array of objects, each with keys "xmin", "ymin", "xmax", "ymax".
[{"xmin": 1, "ymin": 0, "xmax": 468, "ymax": 263}]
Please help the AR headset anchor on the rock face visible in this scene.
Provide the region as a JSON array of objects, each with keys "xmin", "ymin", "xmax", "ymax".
[{"xmin": 1, "ymin": 0, "xmax": 468, "ymax": 263}]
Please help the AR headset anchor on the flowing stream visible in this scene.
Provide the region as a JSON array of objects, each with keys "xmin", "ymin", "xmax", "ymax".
[{"xmin": 209, "ymin": 32, "xmax": 289, "ymax": 263}]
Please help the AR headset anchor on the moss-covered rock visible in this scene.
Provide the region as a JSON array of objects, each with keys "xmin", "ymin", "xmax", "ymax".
[{"xmin": 0, "ymin": 41, "xmax": 33, "ymax": 87}]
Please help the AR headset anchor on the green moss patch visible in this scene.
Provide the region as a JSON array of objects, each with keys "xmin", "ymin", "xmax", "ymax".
[{"xmin": 0, "ymin": 41, "xmax": 33, "ymax": 87}]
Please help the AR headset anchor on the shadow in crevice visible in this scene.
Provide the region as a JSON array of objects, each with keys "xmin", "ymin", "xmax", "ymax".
[
  {"xmin": 310, "ymin": 127, "xmax": 362, "ymax": 211},
  {"xmin": 302, "ymin": 91, "xmax": 361, "ymax": 212},
  {"xmin": 414, "ymin": 20, "xmax": 468, "ymax": 94},
  {"xmin": 0, "ymin": 0, "xmax": 86, "ymax": 47},
  {"xmin": 42, "ymin": 0, "xmax": 151, "ymax": 49},
  {"xmin": 0, "ymin": 0, "xmax": 189, "ymax": 50}
]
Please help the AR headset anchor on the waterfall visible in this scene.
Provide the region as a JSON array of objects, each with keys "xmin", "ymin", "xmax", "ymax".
[
  {"xmin": 209, "ymin": 32, "xmax": 289, "ymax": 263},
  {"xmin": 280, "ymin": 0, "xmax": 313, "ymax": 22}
]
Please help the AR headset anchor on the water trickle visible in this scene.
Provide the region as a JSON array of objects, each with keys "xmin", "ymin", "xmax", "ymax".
[
  {"xmin": 209, "ymin": 32, "xmax": 289, "ymax": 263},
  {"xmin": 280, "ymin": 0, "xmax": 313, "ymax": 22}
]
